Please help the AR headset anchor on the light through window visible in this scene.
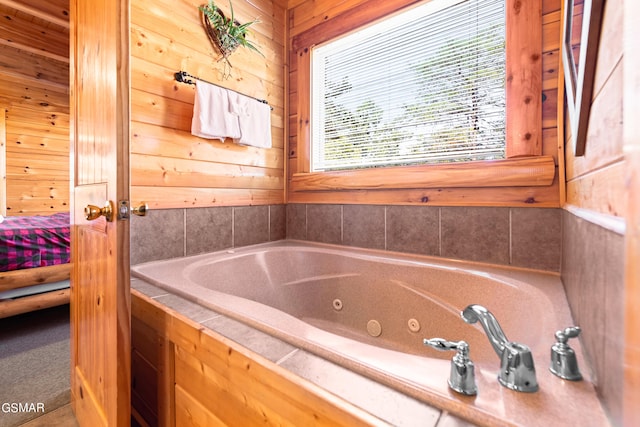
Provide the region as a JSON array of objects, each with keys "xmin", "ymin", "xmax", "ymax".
[{"xmin": 311, "ymin": 0, "xmax": 506, "ymax": 172}]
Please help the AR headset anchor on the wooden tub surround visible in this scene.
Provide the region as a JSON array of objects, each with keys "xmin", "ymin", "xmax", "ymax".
[{"xmin": 130, "ymin": 241, "xmax": 610, "ymax": 427}]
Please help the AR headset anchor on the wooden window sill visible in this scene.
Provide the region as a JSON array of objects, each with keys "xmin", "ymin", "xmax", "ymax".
[{"xmin": 291, "ymin": 156, "xmax": 555, "ymax": 191}]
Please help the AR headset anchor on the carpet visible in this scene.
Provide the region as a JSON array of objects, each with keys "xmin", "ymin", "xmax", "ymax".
[{"xmin": 0, "ymin": 305, "xmax": 71, "ymax": 427}]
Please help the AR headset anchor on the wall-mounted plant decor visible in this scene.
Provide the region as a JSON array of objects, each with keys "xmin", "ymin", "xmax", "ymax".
[{"xmin": 199, "ymin": 0, "xmax": 263, "ymax": 77}]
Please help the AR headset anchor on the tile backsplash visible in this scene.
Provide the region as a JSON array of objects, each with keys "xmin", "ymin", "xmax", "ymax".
[
  {"xmin": 287, "ymin": 204, "xmax": 562, "ymax": 272},
  {"xmin": 131, "ymin": 203, "xmax": 561, "ymax": 271},
  {"xmin": 129, "ymin": 202, "xmax": 627, "ymax": 423},
  {"xmin": 561, "ymin": 209, "xmax": 625, "ymax": 426},
  {"xmin": 130, "ymin": 205, "xmax": 286, "ymax": 265}
]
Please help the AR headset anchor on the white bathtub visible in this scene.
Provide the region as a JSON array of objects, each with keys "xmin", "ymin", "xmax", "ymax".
[{"xmin": 131, "ymin": 240, "xmax": 608, "ymax": 426}]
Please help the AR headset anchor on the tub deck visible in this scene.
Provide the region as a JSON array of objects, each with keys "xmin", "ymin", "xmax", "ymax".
[{"xmin": 131, "ymin": 240, "xmax": 610, "ymax": 427}]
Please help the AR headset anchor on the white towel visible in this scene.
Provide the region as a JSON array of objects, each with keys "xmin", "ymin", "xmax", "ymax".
[
  {"xmin": 191, "ymin": 81, "xmax": 241, "ymax": 141},
  {"xmin": 228, "ymin": 92, "xmax": 272, "ymax": 149}
]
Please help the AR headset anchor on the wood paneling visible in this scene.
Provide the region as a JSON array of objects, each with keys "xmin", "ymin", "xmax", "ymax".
[
  {"xmin": 623, "ymin": 0, "xmax": 640, "ymax": 424},
  {"xmin": 130, "ymin": 0, "xmax": 286, "ymax": 209},
  {"xmin": 292, "ymin": 156, "xmax": 556, "ymax": 191},
  {"xmin": 70, "ymin": 0, "xmax": 131, "ymax": 423},
  {"xmin": 564, "ymin": 0, "xmax": 624, "ymax": 218},
  {"xmin": 505, "ymin": 0, "xmax": 542, "ymax": 157},
  {"xmin": 287, "ymin": 0, "xmax": 562, "ymax": 207},
  {"xmin": 0, "ymin": 0, "xmax": 70, "ymax": 216},
  {"xmin": 132, "ymin": 289, "xmax": 389, "ymax": 427}
]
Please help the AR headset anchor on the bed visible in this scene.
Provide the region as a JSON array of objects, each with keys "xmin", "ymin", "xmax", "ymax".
[{"xmin": 0, "ymin": 212, "xmax": 71, "ymax": 318}]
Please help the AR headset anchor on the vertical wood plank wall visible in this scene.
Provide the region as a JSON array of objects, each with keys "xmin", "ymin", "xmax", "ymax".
[
  {"xmin": 130, "ymin": 0, "xmax": 287, "ymax": 209},
  {"xmin": 0, "ymin": 1, "xmax": 70, "ymax": 216},
  {"xmin": 287, "ymin": 0, "xmax": 563, "ymax": 207}
]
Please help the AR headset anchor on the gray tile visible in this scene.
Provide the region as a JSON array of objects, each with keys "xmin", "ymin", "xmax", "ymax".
[
  {"xmin": 185, "ymin": 207, "xmax": 233, "ymax": 255},
  {"xmin": 154, "ymin": 294, "xmax": 219, "ymax": 323},
  {"xmin": 307, "ymin": 204, "xmax": 342, "ymax": 244},
  {"xmin": 202, "ymin": 315, "xmax": 296, "ymax": 362},
  {"xmin": 441, "ymin": 207, "xmax": 509, "ymax": 264},
  {"xmin": 234, "ymin": 206, "xmax": 269, "ymax": 247},
  {"xmin": 279, "ymin": 350, "xmax": 441, "ymax": 427},
  {"xmin": 286, "ymin": 204, "xmax": 307, "ymax": 240},
  {"xmin": 343, "ymin": 205, "xmax": 385, "ymax": 250},
  {"xmin": 386, "ymin": 205, "xmax": 439, "ymax": 256},
  {"xmin": 269, "ymin": 204, "xmax": 286, "ymax": 241},
  {"xmin": 511, "ymin": 208, "xmax": 561, "ymax": 271},
  {"xmin": 561, "ymin": 210, "xmax": 613, "ymax": 412},
  {"xmin": 601, "ymin": 229, "xmax": 625, "ymax": 426},
  {"xmin": 130, "ymin": 209, "xmax": 184, "ymax": 264},
  {"xmin": 130, "ymin": 278, "xmax": 169, "ymax": 298}
]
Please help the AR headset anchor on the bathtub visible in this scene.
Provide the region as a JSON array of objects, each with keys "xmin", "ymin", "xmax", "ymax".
[{"xmin": 131, "ymin": 240, "xmax": 608, "ymax": 426}]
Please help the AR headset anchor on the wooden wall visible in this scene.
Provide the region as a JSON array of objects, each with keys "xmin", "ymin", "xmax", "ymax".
[
  {"xmin": 564, "ymin": 0, "xmax": 624, "ymax": 217},
  {"xmin": 286, "ymin": 0, "xmax": 564, "ymax": 207},
  {"xmin": 132, "ymin": 289, "xmax": 385, "ymax": 427},
  {"xmin": 0, "ymin": 0, "xmax": 70, "ymax": 216},
  {"xmin": 560, "ymin": 0, "xmax": 632, "ymax": 424},
  {"xmin": 129, "ymin": 0, "xmax": 287, "ymax": 210}
]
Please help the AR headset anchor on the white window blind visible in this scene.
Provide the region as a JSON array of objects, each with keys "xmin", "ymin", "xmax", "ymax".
[{"xmin": 311, "ymin": 0, "xmax": 506, "ymax": 172}]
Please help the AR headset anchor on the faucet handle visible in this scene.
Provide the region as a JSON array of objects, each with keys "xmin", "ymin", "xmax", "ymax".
[
  {"xmin": 424, "ymin": 337, "xmax": 463, "ymax": 351},
  {"xmin": 550, "ymin": 326, "xmax": 583, "ymax": 381},
  {"xmin": 424, "ymin": 338, "xmax": 477, "ymax": 395},
  {"xmin": 555, "ymin": 326, "xmax": 581, "ymax": 343}
]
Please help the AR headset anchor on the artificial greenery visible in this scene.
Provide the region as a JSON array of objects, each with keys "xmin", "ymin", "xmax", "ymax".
[{"xmin": 199, "ymin": 0, "xmax": 263, "ymax": 66}]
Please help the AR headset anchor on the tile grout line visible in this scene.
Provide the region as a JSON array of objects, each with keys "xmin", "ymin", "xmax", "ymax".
[
  {"xmin": 508, "ymin": 208, "xmax": 513, "ymax": 265},
  {"xmin": 231, "ymin": 207, "xmax": 236, "ymax": 248},
  {"xmin": 384, "ymin": 205, "xmax": 388, "ymax": 250},
  {"xmin": 438, "ymin": 207, "xmax": 442, "ymax": 257}
]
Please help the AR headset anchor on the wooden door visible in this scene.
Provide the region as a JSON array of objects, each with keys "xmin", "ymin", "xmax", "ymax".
[{"xmin": 69, "ymin": 0, "xmax": 130, "ymax": 426}]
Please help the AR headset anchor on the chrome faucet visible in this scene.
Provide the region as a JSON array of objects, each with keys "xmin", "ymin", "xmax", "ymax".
[
  {"xmin": 461, "ymin": 304, "xmax": 539, "ymax": 392},
  {"xmin": 424, "ymin": 338, "xmax": 477, "ymax": 395}
]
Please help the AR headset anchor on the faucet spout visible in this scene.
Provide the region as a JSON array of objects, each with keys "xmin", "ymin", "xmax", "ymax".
[
  {"xmin": 461, "ymin": 304, "xmax": 539, "ymax": 393},
  {"xmin": 461, "ymin": 304, "xmax": 509, "ymax": 357}
]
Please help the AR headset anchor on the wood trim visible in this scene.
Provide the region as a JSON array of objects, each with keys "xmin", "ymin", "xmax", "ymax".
[
  {"xmin": 505, "ymin": 0, "xmax": 543, "ymax": 157},
  {"xmin": 0, "ymin": 287, "xmax": 69, "ymax": 319},
  {"xmin": 566, "ymin": 161, "xmax": 626, "ymax": 217},
  {"xmin": 0, "ymin": 0, "xmax": 70, "ymax": 29},
  {"xmin": 295, "ymin": 47, "xmax": 311, "ymax": 174},
  {"xmin": 291, "ymin": 0, "xmax": 547, "ymax": 196},
  {"xmin": 557, "ymin": 0, "xmax": 567, "ymax": 206},
  {"xmin": 0, "ymin": 263, "xmax": 71, "ymax": 292},
  {"xmin": 291, "ymin": 0, "xmax": 422, "ymax": 51},
  {"xmin": 292, "ymin": 156, "xmax": 556, "ymax": 191},
  {"xmin": 0, "ymin": 106, "xmax": 5, "ymax": 216},
  {"xmin": 287, "ymin": 182, "xmax": 561, "ymax": 207},
  {"xmin": 132, "ymin": 290, "xmax": 387, "ymax": 427}
]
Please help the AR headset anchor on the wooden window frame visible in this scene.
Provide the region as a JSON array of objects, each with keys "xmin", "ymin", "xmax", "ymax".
[{"xmin": 291, "ymin": 0, "xmax": 553, "ymax": 194}]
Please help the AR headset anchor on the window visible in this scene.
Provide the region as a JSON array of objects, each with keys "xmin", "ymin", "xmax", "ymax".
[
  {"xmin": 311, "ymin": 0, "xmax": 506, "ymax": 172},
  {"xmin": 291, "ymin": 0, "xmax": 552, "ymax": 195}
]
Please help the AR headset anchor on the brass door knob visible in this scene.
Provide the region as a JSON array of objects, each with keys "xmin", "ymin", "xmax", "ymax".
[
  {"xmin": 85, "ymin": 201, "xmax": 114, "ymax": 222},
  {"xmin": 132, "ymin": 202, "xmax": 148, "ymax": 216}
]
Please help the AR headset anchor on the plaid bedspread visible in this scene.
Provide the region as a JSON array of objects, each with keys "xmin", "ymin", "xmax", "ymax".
[{"xmin": 0, "ymin": 212, "xmax": 71, "ymax": 272}]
